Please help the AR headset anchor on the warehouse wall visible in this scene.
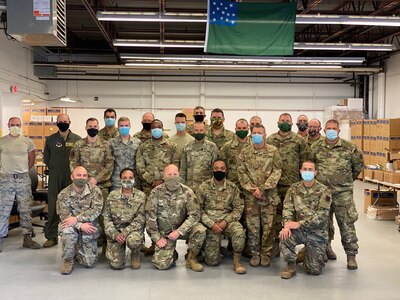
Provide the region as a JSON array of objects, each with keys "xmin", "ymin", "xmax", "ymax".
[
  {"xmin": 384, "ymin": 52, "xmax": 400, "ymax": 118},
  {"xmin": 46, "ymin": 78, "xmax": 354, "ymax": 137}
]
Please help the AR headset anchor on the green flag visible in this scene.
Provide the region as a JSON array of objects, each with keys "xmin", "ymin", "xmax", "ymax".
[{"xmin": 205, "ymin": 1, "xmax": 296, "ymax": 56}]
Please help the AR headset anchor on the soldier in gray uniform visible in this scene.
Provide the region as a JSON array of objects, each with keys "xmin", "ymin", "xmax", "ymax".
[
  {"xmin": 43, "ymin": 113, "xmax": 81, "ymax": 248},
  {"xmin": 146, "ymin": 164, "xmax": 206, "ymax": 271},
  {"xmin": 280, "ymin": 161, "xmax": 332, "ymax": 279},
  {"xmin": 198, "ymin": 159, "xmax": 247, "ymax": 274},
  {"xmin": 103, "ymin": 168, "xmax": 146, "ymax": 270},
  {"xmin": 0, "ymin": 117, "xmax": 41, "ymax": 252},
  {"xmin": 57, "ymin": 166, "xmax": 103, "ymax": 275}
]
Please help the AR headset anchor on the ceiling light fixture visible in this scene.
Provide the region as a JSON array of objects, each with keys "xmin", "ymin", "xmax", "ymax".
[
  {"xmin": 98, "ymin": 12, "xmax": 400, "ymax": 27},
  {"xmin": 60, "ymin": 96, "xmax": 77, "ymax": 103},
  {"xmin": 114, "ymin": 39, "xmax": 394, "ymax": 51}
]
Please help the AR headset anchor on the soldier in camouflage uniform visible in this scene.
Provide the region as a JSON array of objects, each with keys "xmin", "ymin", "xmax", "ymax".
[
  {"xmin": 186, "ymin": 105, "xmax": 209, "ymax": 136},
  {"xmin": 109, "ymin": 117, "xmax": 141, "ymax": 191},
  {"xmin": 134, "ymin": 112, "xmax": 169, "ymax": 143},
  {"xmin": 136, "ymin": 119, "xmax": 180, "ymax": 196},
  {"xmin": 98, "ymin": 108, "xmax": 119, "ymax": 141},
  {"xmin": 206, "ymin": 108, "xmax": 235, "ymax": 150},
  {"xmin": 304, "ymin": 118, "xmax": 324, "ymax": 147},
  {"xmin": 309, "ymin": 119, "xmax": 364, "ymax": 270},
  {"xmin": 57, "ymin": 166, "xmax": 103, "ymax": 275},
  {"xmin": 69, "ymin": 117, "xmax": 114, "ymax": 200},
  {"xmin": 146, "ymin": 164, "xmax": 206, "ymax": 271},
  {"xmin": 296, "ymin": 114, "xmax": 309, "ymax": 137},
  {"xmin": 249, "ymin": 116, "xmax": 262, "ymax": 133},
  {"xmin": 280, "ymin": 161, "xmax": 332, "ymax": 279},
  {"xmin": 198, "ymin": 159, "xmax": 247, "ymax": 274},
  {"xmin": 103, "ymin": 168, "xmax": 146, "ymax": 270},
  {"xmin": 266, "ymin": 113, "xmax": 309, "ymax": 257},
  {"xmin": 237, "ymin": 125, "xmax": 282, "ymax": 267},
  {"xmin": 180, "ymin": 122, "xmax": 219, "ymax": 191}
]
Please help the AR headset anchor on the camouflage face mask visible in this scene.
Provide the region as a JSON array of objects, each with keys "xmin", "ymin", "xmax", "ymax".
[
  {"xmin": 164, "ymin": 176, "xmax": 181, "ymax": 191},
  {"xmin": 121, "ymin": 179, "xmax": 135, "ymax": 189}
]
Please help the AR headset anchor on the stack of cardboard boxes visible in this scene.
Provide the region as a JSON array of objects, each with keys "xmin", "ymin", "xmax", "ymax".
[{"xmin": 351, "ymin": 118, "xmax": 400, "ymax": 185}]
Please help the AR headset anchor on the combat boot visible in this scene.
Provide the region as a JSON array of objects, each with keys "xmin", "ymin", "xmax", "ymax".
[
  {"xmin": 327, "ymin": 243, "xmax": 337, "ymax": 260},
  {"xmin": 249, "ymin": 255, "xmax": 260, "ymax": 267},
  {"xmin": 22, "ymin": 234, "xmax": 41, "ymax": 249},
  {"xmin": 281, "ymin": 262, "xmax": 296, "ymax": 279},
  {"xmin": 233, "ymin": 252, "xmax": 247, "ymax": 274},
  {"xmin": 0, "ymin": 237, "xmax": 3, "ymax": 253},
  {"xmin": 143, "ymin": 243, "xmax": 155, "ymax": 256},
  {"xmin": 131, "ymin": 251, "xmax": 141, "ymax": 269},
  {"xmin": 186, "ymin": 249, "xmax": 204, "ymax": 272},
  {"xmin": 43, "ymin": 239, "xmax": 58, "ymax": 248},
  {"xmin": 260, "ymin": 255, "xmax": 271, "ymax": 267},
  {"xmin": 296, "ymin": 247, "xmax": 306, "ymax": 264},
  {"xmin": 60, "ymin": 259, "xmax": 74, "ymax": 275},
  {"xmin": 347, "ymin": 255, "xmax": 358, "ymax": 270}
]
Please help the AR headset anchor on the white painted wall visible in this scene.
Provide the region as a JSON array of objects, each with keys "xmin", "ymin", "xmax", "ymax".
[
  {"xmin": 47, "ymin": 78, "xmax": 354, "ymax": 137},
  {"xmin": 384, "ymin": 52, "xmax": 400, "ymax": 118}
]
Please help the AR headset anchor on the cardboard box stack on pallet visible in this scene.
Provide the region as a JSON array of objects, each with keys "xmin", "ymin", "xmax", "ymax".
[
  {"xmin": 22, "ymin": 107, "xmax": 63, "ymax": 160},
  {"xmin": 364, "ymin": 189, "xmax": 399, "ymax": 220}
]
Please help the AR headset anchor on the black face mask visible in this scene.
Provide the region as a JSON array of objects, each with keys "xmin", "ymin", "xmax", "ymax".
[
  {"xmin": 308, "ymin": 129, "xmax": 318, "ymax": 137},
  {"xmin": 87, "ymin": 128, "xmax": 98, "ymax": 137},
  {"xmin": 213, "ymin": 171, "xmax": 226, "ymax": 181},
  {"xmin": 194, "ymin": 115, "xmax": 205, "ymax": 122},
  {"xmin": 57, "ymin": 122, "xmax": 70, "ymax": 132},
  {"xmin": 297, "ymin": 122, "xmax": 308, "ymax": 132},
  {"xmin": 142, "ymin": 122, "xmax": 152, "ymax": 131}
]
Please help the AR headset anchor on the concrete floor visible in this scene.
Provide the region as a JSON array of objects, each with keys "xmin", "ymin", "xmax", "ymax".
[{"xmin": 0, "ymin": 181, "xmax": 399, "ymax": 300}]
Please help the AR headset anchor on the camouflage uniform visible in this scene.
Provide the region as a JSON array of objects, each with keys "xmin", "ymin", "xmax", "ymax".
[
  {"xmin": 281, "ymin": 180, "xmax": 332, "ymax": 275},
  {"xmin": 103, "ymin": 188, "xmax": 146, "ymax": 269},
  {"xmin": 98, "ymin": 127, "xmax": 119, "ymax": 141},
  {"xmin": 136, "ymin": 137, "xmax": 180, "ymax": 196},
  {"xmin": 109, "ymin": 135, "xmax": 141, "ymax": 190},
  {"xmin": 220, "ymin": 136, "xmax": 251, "ymax": 186},
  {"xmin": 134, "ymin": 130, "xmax": 169, "ymax": 144},
  {"xmin": 304, "ymin": 135, "xmax": 324, "ymax": 147},
  {"xmin": 69, "ymin": 137, "xmax": 114, "ymax": 199},
  {"xmin": 266, "ymin": 131, "xmax": 309, "ymax": 249},
  {"xmin": 309, "ymin": 138, "xmax": 364, "ymax": 256},
  {"xmin": 57, "ymin": 183, "xmax": 103, "ymax": 267},
  {"xmin": 146, "ymin": 183, "xmax": 206, "ymax": 270},
  {"xmin": 180, "ymin": 139, "xmax": 219, "ymax": 191},
  {"xmin": 198, "ymin": 178, "xmax": 245, "ymax": 265},
  {"xmin": 206, "ymin": 126, "xmax": 235, "ymax": 150},
  {"xmin": 237, "ymin": 144, "xmax": 282, "ymax": 258}
]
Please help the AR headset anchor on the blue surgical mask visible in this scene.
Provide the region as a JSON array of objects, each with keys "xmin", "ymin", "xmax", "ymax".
[
  {"xmin": 151, "ymin": 128, "xmax": 163, "ymax": 139},
  {"xmin": 105, "ymin": 118, "xmax": 115, "ymax": 127},
  {"xmin": 301, "ymin": 171, "xmax": 315, "ymax": 182},
  {"xmin": 175, "ymin": 123, "xmax": 186, "ymax": 132},
  {"xmin": 326, "ymin": 129, "xmax": 338, "ymax": 141},
  {"xmin": 252, "ymin": 134, "xmax": 263, "ymax": 145},
  {"xmin": 119, "ymin": 127, "xmax": 130, "ymax": 136}
]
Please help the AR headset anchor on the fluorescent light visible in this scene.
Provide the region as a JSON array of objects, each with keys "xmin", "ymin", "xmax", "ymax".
[
  {"xmin": 114, "ymin": 39, "xmax": 394, "ymax": 51},
  {"xmin": 120, "ymin": 54, "xmax": 365, "ymax": 64},
  {"xmin": 60, "ymin": 96, "xmax": 77, "ymax": 103},
  {"xmin": 99, "ymin": 11, "xmax": 400, "ymax": 27}
]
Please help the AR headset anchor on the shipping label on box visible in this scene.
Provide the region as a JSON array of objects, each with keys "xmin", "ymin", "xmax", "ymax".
[
  {"xmin": 31, "ymin": 108, "xmax": 45, "ymax": 115},
  {"xmin": 364, "ymin": 189, "xmax": 397, "ymax": 213},
  {"xmin": 47, "ymin": 108, "xmax": 63, "ymax": 116},
  {"xmin": 367, "ymin": 205, "xmax": 399, "ymax": 220}
]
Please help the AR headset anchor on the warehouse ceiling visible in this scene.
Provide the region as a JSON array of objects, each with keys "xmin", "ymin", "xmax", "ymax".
[{"xmin": 30, "ymin": 0, "xmax": 400, "ymax": 80}]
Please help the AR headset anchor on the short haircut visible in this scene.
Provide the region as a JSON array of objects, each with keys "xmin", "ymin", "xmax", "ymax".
[
  {"xmin": 120, "ymin": 168, "xmax": 135, "ymax": 178},
  {"xmin": 297, "ymin": 114, "xmax": 308, "ymax": 119},
  {"xmin": 193, "ymin": 106, "xmax": 205, "ymax": 112},
  {"xmin": 213, "ymin": 158, "xmax": 227, "ymax": 169},
  {"xmin": 279, "ymin": 113, "xmax": 292, "ymax": 120},
  {"xmin": 211, "ymin": 108, "xmax": 224, "ymax": 117},
  {"xmin": 251, "ymin": 124, "xmax": 266, "ymax": 133},
  {"xmin": 175, "ymin": 113, "xmax": 187, "ymax": 120},
  {"xmin": 193, "ymin": 121, "xmax": 205, "ymax": 128},
  {"xmin": 151, "ymin": 119, "xmax": 163, "ymax": 127},
  {"xmin": 86, "ymin": 117, "xmax": 99, "ymax": 125},
  {"xmin": 302, "ymin": 160, "xmax": 316, "ymax": 169},
  {"xmin": 236, "ymin": 118, "xmax": 248, "ymax": 126},
  {"xmin": 118, "ymin": 116, "xmax": 130, "ymax": 125},
  {"xmin": 8, "ymin": 117, "xmax": 21, "ymax": 124},
  {"xmin": 325, "ymin": 119, "xmax": 340, "ymax": 127},
  {"xmin": 309, "ymin": 118, "xmax": 322, "ymax": 127},
  {"xmin": 104, "ymin": 108, "xmax": 117, "ymax": 118}
]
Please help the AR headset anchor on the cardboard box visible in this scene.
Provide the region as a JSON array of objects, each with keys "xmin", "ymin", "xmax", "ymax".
[
  {"xmin": 22, "ymin": 107, "xmax": 31, "ymax": 123},
  {"xmin": 373, "ymin": 170, "xmax": 384, "ymax": 181},
  {"xmin": 351, "ymin": 136, "xmax": 363, "ymax": 150},
  {"xmin": 46, "ymin": 108, "xmax": 63, "ymax": 116},
  {"xmin": 383, "ymin": 171, "xmax": 400, "ymax": 184},
  {"xmin": 364, "ymin": 168, "xmax": 374, "ymax": 179},
  {"xmin": 377, "ymin": 118, "xmax": 400, "ymax": 136},
  {"xmin": 367, "ymin": 205, "xmax": 399, "ymax": 220},
  {"xmin": 350, "ymin": 119, "xmax": 364, "ymax": 136},
  {"xmin": 376, "ymin": 152, "xmax": 389, "ymax": 167},
  {"xmin": 340, "ymin": 98, "xmax": 363, "ymax": 109},
  {"xmin": 370, "ymin": 120, "xmax": 377, "ymax": 136},
  {"xmin": 364, "ymin": 189, "xmax": 398, "ymax": 213},
  {"xmin": 29, "ymin": 136, "xmax": 44, "ymax": 151},
  {"xmin": 28, "ymin": 122, "xmax": 44, "ymax": 136},
  {"xmin": 388, "ymin": 150, "xmax": 400, "ymax": 160},
  {"xmin": 43, "ymin": 122, "xmax": 57, "ymax": 136},
  {"xmin": 363, "ymin": 120, "xmax": 371, "ymax": 137},
  {"xmin": 31, "ymin": 108, "xmax": 45, "ymax": 115},
  {"xmin": 363, "ymin": 136, "xmax": 371, "ymax": 152},
  {"xmin": 393, "ymin": 160, "xmax": 400, "ymax": 170},
  {"xmin": 382, "ymin": 136, "xmax": 400, "ymax": 151},
  {"xmin": 357, "ymin": 169, "xmax": 364, "ymax": 180},
  {"xmin": 370, "ymin": 136, "xmax": 379, "ymax": 152},
  {"xmin": 364, "ymin": 152, "xmax": 371, "ymax": 165}
]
